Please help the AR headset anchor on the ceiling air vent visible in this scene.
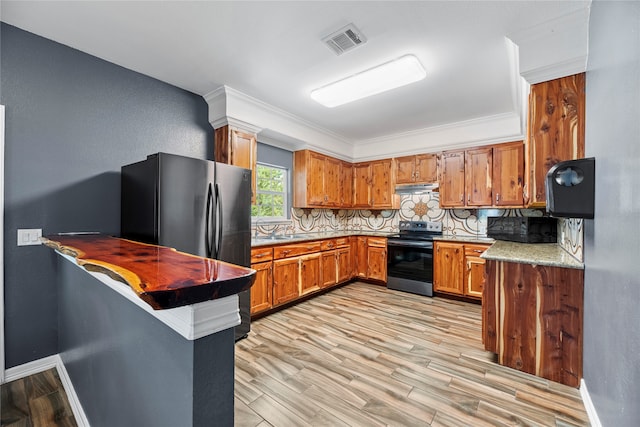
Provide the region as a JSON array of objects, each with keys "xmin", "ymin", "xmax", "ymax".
[{"xmin": 322, "ymin": 24, "xmax": 367, "ymax": 55}]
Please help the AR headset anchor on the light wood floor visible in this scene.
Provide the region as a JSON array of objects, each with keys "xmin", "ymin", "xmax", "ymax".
[{"xmin": 235, "ymin": 282, "xmax": 590, "ymax": 427}]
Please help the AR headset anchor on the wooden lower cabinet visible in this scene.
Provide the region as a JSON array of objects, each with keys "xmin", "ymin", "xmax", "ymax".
[
  {"xmin": 251, "ymin": 236, "xmax": 364, "ymax": 316},
  {"xmin": 250, "ymin": 261, "xmax": 272, "ymax": 314},
  {"xmin": 483, "ymin": 259, "xmax": 584, "ymax": 387},
  {"xmin": 434, "ymin": 241, "xmax": 489, "ymax": 300},
  {"xmin": 300, "ymin": 253, "xmax": 321, "ymax": 295},
  {"xmin": 353, "ymin": 236, "xmax": 387, "ymax": 282},
  {"xmin": 272, "ymin": 257, "xmax": 300, "ymax": 305}
]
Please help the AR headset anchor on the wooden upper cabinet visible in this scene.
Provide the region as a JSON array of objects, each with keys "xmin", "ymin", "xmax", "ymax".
[
  {"xmin": 395, "ymin": 154, "xmax": 438, "ymax": 184},
  {"xmin": 465, "ymin": 147, "xmax": 493, "ymax": 207},
  {"xmin": 439, "ymin": 151, "xmax": 466, "ymax": 207},
  {"xmin": 353, "ymin": 162, "xmax": 372, "ymax": 208},
  {"xmin": 370, "ymin": 159, "xmax": 395, "ymax": 208},
  {"xmin": 526, "ymin": 73, "xmax": 585, "ymax": 207},
  {"xmin": 293, "ymin": 150, "xmax": 344, "ymax": 208},
  {"xmin": 214, "ymin": 125, "xmax": 257, "ymax": 203},
  {"xmin": 340, "ymin": 161, "xmax": 353, "ymax": 207},
  {"xmin": 493, "ymin": 141, "xmax": 524, "ymax": 207}
]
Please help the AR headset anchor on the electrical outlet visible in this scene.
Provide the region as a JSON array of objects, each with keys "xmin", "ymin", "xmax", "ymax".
[{"xmin": 17, "ymin": 228, "xmax": 43, "ymax": 246}]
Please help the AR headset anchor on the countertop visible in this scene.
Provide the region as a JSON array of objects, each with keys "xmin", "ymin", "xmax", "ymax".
[
  {"xmin": 481, "ymin": 240, "xmax": 584, "ymax": 269},
  {"xmin": 433, "ymin": 235, "xmax": 495, "ymax": 244},
  {"xmin": 43, "ymin": 234, "xmax": 256, "ymax": 309},
  {"xmin": 251, "ymin": 230, "xmax": 394, "ymax": 247}
]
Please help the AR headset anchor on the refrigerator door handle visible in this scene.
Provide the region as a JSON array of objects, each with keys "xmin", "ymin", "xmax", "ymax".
[
  {"xmin": 214, "ymin": 183, "xmax": 223, "ymax": 259},
  {"xmin": 205, "ymin": 183, "xmax": 213, "ymax": 258}
]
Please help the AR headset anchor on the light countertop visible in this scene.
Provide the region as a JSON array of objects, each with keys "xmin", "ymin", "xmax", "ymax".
[{"xmin": 481, "ymin": 240, "xmax": 584, "ymax": 269}]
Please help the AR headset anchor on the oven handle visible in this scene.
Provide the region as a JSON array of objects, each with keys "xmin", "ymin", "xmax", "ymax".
[{"xmin": 387, "ymin": 239, "xmax": 434, "ymax": 249}]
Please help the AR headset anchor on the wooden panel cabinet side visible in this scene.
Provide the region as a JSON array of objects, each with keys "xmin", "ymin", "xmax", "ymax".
[
  {"xmin": 353, "ymin": 162, "xmax": 372, "ymax": 208},
  {"xmin": 483, "ymin": 260, "xmax": 499, "ymax": 353},
  {"xmin": 433, "ymin": 241, "xmax": 464, "ymax": 294},
  {"xmin": 250, "ymin": 260, "xmax": 273, "ymax": 314},
  {"xmin": 439, "ymin": 151, "xmax": 465, "ymax": 207},
  {"xmin": 492, "ymin": 141, "xmax": 525, "ymax": 207},
  {"xmin": 272, "ymin": 257, "xmax": 300, "ymax": 305},
  {"xmin": 525, "ymin": 73, "xmax": 585, "ymax": 207},
  {"xmin": 465, "ymin": 147, "xmax": 493, "ymax": 207}
]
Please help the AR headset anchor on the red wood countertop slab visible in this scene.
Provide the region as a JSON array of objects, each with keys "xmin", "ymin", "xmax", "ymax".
[{"xmin": 42, "ymin": 234, "xmax": 256, "ymax": 310}]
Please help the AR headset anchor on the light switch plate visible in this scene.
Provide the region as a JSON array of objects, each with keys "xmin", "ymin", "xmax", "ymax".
[{"xmin": 17, "ymin": 228, "xmax": 43, "ymax": 246}]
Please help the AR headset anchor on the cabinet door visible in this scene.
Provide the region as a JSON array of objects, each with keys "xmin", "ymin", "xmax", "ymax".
[
  {"xmin": 415, "ymin": 153, "xmax": 438, "ymax": 183},
  {"xmin": 324, "ymin": 156, "xmax": 341, "ymax": 206},
  {"xmin": 370, "ymin": 160, "xmax": 394, "ymax": 208},
  {"xmin": 367, "ymin": 237, "xmax": 387, "ymax": 282},
  {"xmin": 465, "ymin": 255, "xmax": 485, "ymax": 299},
  {"xmin": 439, "ymin": 151, "xmax": 465, "ymax": 207},
  {"xmin": 215, "ymin": 126, "xmax": 257, "ymax": 203},
  {"xmin": 354, "ymin": 236, "xmax": 368, "ymax": 278},
  {"xmin": 353, "ymin": 163, "xmax": 372, "ymax": 208},
  {"xmin": 493, "ymin": 142, "xmax": 524, "ymax": 207},
  {"xmin": 307, "ymin": 151, "xmax": 326, "ymax": 206},
  {"xmin": 337, "ymin": 247, "xmax": 351, "ymax": 283},
  {"xmin": 340, "ymin": 162, "xmax": 353, "ymax": 207},
  {"xmin": 250, "ymin": 261, "xmax": 272, "ymax": 314},
  {"xmin": 300, "ymin": 253, "xmax": 321, "ymax": 295},
  {"xmin": 395, "ymin": 156, "xmax": 416, "ymax": 184},
  {"xmin": 465, "ymin": 147, "xmax": 493, "ymax": 207},
  {"xmin": 272, "ymin": 257, "xmax": 300, "ymax": 305},
  {"xmin": 526, "ymin": 73, "xmax": 585, "ymax": 207},
  {"xmin": 433, "ymin": 242, "xmax": 464, "ymax": 294},
  {"xmin": 321, "ymin": 250, "xmax": 337, "ymax": 288}
]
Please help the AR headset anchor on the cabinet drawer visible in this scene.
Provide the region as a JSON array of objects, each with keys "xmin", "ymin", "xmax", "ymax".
[
  {"xmin": 321, "ymin": 239, "xmax": 338, "ymax": 251},
  {"xmin": 251, "ymin": 247, "xmax": 273, "ymax": 263},
  {"xmin": 274, "ymin": 242, "xmax": 322, "ymax": 259},
  {"xmin": 367, "ymin": 237, "xmax": 387, "ymax": 248},
  {"xmin": 464, "ymin": 244, "xmax": 490, "ymax": 257},
  {"xmin": 334, "ymin": 237, "xmax": 350, "ymax": 248}
]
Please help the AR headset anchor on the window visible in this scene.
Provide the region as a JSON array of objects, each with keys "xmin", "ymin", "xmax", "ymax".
[{"xmin": 251, "ymin": 163, "xmax": 288, "ymax": 220}]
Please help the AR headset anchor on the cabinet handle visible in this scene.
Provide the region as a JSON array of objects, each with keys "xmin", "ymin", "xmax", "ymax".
[
  {"xmin": 496, "ymin": 193, "xmax": 500, "ymax": 203},
  {"xmin": 282, "ymin": 250, "xmax": 291, "ymax": 256},
  {"xmin": 467, "ymin": 195, "xmax": 470, "ymax": 203},
  {"xmin": 460, "ymin": 195, "xmax": 464, "ymax": 203},
  {"xmin": 254, "ymin": 253, "xmax": 266, "ymax": 258}
]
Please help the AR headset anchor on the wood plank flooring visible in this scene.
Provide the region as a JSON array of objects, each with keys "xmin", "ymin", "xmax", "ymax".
[
  {"xmin": 1, "ymin": 368, "xmax": 77, "ymax": 427},
  {"xmin": 235, "ymin": 282, "xmax": 590, "ymax": 427}
]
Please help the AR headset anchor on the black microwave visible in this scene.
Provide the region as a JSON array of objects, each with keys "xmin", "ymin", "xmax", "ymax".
[{"xmin": 486, "ymin": 216, "xmax": 557, "ymax": 243}]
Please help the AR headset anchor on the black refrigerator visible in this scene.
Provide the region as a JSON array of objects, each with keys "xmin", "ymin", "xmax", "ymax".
[{"xmin": 120, "ymin": 152, "xmax": 252, "ymax": 340}]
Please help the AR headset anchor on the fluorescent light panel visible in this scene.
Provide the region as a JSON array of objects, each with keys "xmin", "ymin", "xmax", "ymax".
[{"xmin": 311, "ymin": 54, "xmax": 426, "ymax": 108}]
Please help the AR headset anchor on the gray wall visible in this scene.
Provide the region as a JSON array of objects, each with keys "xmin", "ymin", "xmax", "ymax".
[
  {"xmin": 1, "ymin": 23, "xmax": 214, "ymax": 367},
  {"xmin": 58, "ymin": 258, "xmax": 234, "ymax": 426},
  {"xmin": 256, "ymin": 141, "xmax": 294, "ymax": 217},
  {"xmin": 584, "ymin": 2, "xmax": 640, "ymax": 426}
]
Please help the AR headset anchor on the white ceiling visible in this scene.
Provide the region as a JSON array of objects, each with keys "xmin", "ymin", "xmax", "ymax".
[{"xmin": 1, "ymin": 1, "xmax": 590, "ymax": 158}]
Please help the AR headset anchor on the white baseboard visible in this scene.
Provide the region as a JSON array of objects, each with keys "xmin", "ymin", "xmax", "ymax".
[
  {"xmin": 580, "ymin": 378, "xmax": 602, "ymax": 427},
  {"xmin": 4, "ymin": 354, "xmax": 90, "ymax": 427}
]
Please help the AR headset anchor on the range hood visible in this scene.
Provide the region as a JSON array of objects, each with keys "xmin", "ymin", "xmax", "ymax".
[{"xmin": 395, "ymin": 183, "xmax": 439, "ymax": 194}]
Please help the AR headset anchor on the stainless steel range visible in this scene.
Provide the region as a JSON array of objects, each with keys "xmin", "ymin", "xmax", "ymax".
[{"xmin": 386, "ymin": 220, "xmax": 442, "ymax": 297}]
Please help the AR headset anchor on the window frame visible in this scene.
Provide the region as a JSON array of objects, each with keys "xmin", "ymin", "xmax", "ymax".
[{"xmin": 251, "ymin": 162, "xmax": 290, "ymax": 222}]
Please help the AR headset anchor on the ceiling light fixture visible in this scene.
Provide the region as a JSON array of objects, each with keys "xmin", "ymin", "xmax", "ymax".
[{"xmin": 310, "ymin": 54, "xmax": 426, "ymax": 108}]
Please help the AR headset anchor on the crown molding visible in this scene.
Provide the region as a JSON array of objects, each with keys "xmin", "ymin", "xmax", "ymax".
[
  {"xmin": 351, "ymin": 112, "xmax": 525, "ymax": 161},
  {"xmin": 508, "ymin": 6, "xmax": 590, "ymax": 84}
]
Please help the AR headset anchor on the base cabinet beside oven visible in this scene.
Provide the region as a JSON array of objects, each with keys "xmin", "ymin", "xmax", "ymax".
[{"xmin": 433, "ymin": 241, "xmax": 489, "ymax": 301}]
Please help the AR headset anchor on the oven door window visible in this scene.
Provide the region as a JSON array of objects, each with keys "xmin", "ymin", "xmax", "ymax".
[{"xmin": 387, "ymin": 244, "xmax": 433, "ymax": 282}]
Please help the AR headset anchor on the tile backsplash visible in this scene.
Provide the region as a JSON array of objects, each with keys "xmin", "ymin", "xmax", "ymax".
[{"xmin": 254, "ymin": 192, "xmax": 584, "ymax": 263}]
